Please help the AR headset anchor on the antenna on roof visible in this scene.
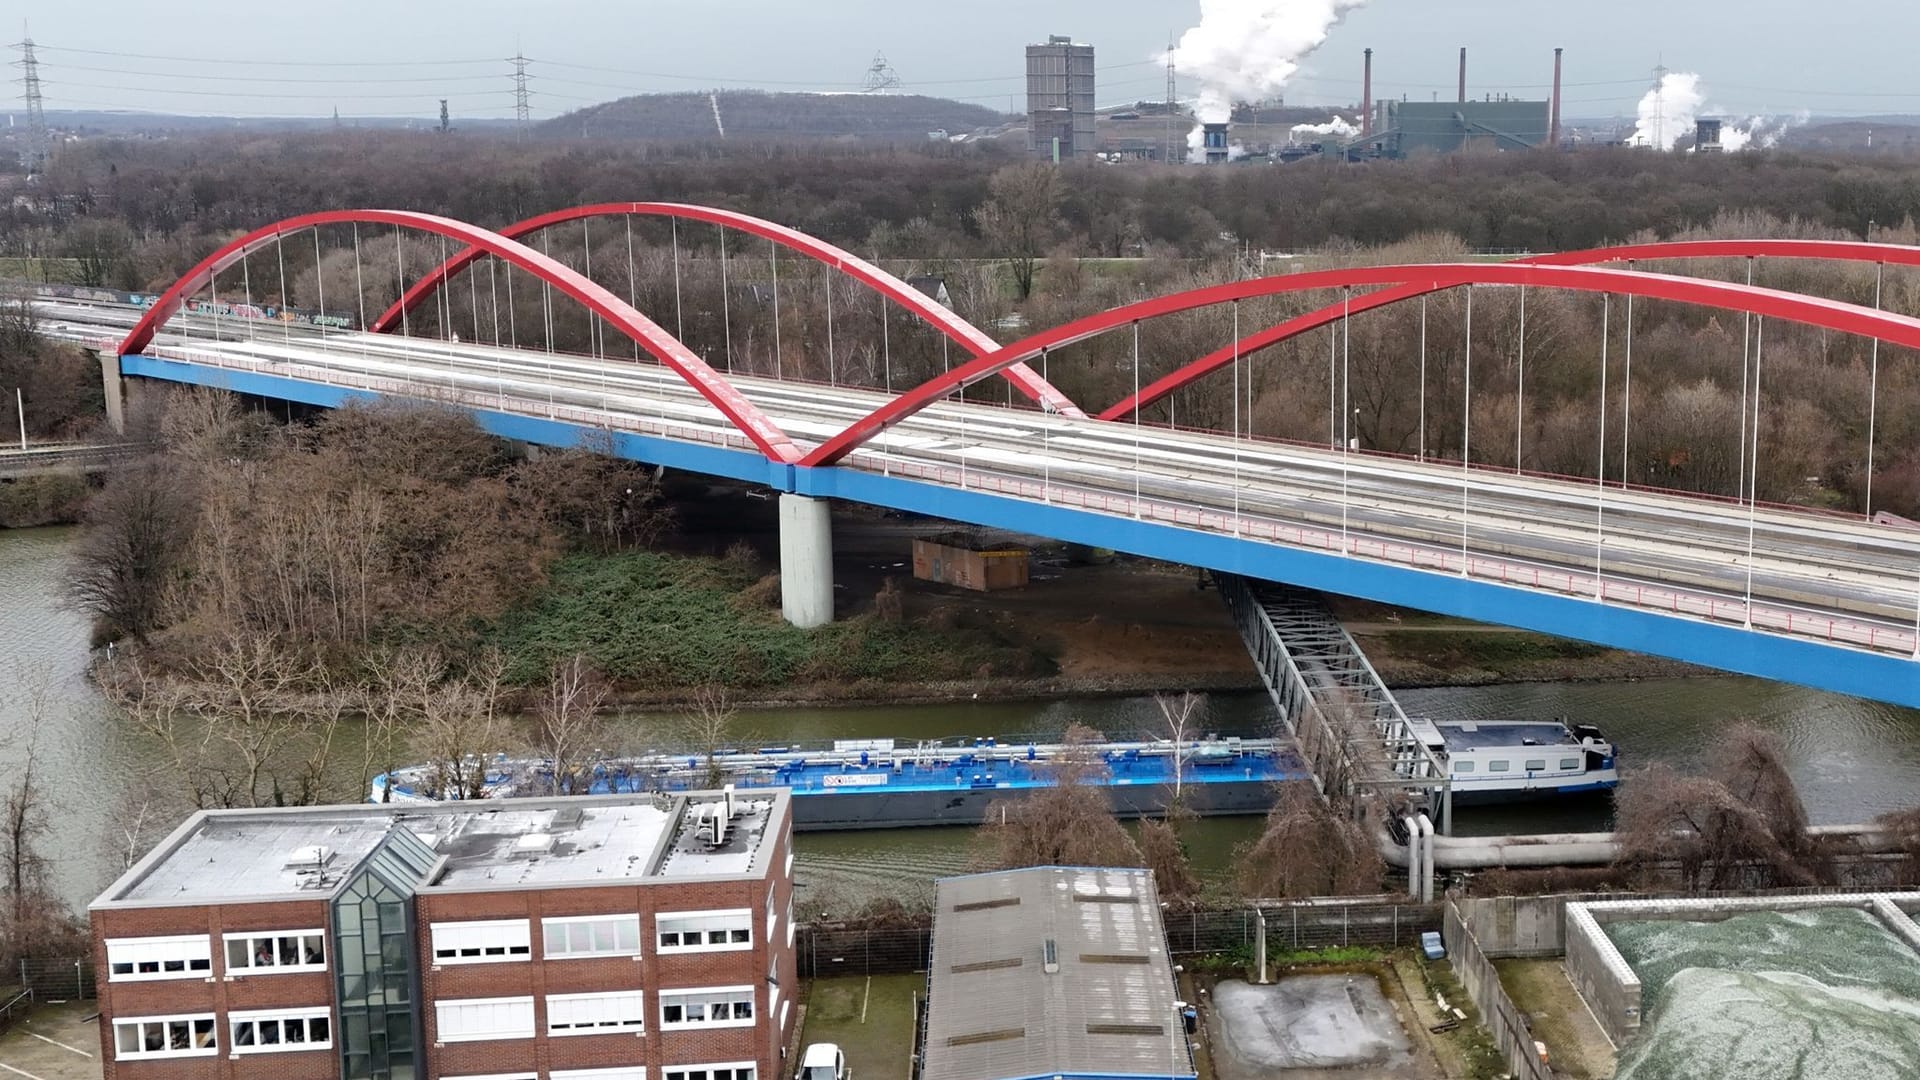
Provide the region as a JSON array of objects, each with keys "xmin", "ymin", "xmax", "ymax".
[{"xmin": 863, "ymin": 51, "xmax": 902, "ymax": 94}]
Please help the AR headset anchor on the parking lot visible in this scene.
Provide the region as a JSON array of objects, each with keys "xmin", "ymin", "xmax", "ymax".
[{"xmin": 0, "ymin": 1002, "xmax": 103, "ymax": 1080}]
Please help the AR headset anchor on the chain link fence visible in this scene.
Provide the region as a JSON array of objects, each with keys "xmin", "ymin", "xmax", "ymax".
[
  {"xmin": 15, "ymin": 957, "xmax": 94, "ymax": 1001},
  {"xmin": 797, "ymin": 897, "xmax": 1443, "ymax": 977}
]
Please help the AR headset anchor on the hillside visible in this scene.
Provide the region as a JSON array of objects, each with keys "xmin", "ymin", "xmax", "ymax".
[{"xmin": 539, "ymin": 90, "xmax": 1012, "ymax": 141}]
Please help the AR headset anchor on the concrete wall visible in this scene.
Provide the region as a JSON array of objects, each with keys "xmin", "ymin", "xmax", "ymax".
[
  {"xmin": 1563, "ymin": 904, "xmax": 1642, "ymax": 1046},
  {"xmin": 1562, "ymin": 891, "xmax": 1920, "ymax": 1049},
  {"xmin": 910, "ymin": 538, "xmax": 1029, "ymax": 592},
  {"xmin": 1455, "ymin": 895, "xmax": 1572, "ymax": 957}
]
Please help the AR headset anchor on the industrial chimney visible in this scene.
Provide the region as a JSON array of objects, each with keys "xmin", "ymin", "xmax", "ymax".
[
  {"xmin": 1457, "ymin": 47, "xmax": 1467, "ymax": 103},
  {"xmin": 1550, "ymin": 48, "xmax": 1564, "ymax": 147},
  {"xmin": 1362, "ymin": 49, "xmax": 1374, "ymax": 137}
]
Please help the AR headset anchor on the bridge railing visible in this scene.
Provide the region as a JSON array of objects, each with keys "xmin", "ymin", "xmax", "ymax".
[{"xmin": 140, "ymin": 345, "xmax": 1920, "ymax": 662}]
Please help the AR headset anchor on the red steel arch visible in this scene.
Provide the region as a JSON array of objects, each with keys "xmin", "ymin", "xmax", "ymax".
[
  {"xmin": 1101, "ymin": 238, "xmax": 1920, "ymax": 421},
  {"xmin": 116, "ymin": 209, "xmax": 805, "ymax": 464},
  {"xmin": 805, "ymin": 261, "xmax": 1920, "ymax": 467},
  {"xmin": 370, "ymin": 202, "xmax": 1086, "ymax": 419}
]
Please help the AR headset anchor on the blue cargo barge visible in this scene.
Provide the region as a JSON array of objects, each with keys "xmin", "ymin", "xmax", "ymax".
[{"xmin": 373, "ymin": 735, "xmax": 1308, "ymax": 829}]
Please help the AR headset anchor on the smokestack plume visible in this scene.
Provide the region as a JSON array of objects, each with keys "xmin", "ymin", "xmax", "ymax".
[
  {"xmin": 1550, "ymin": 47, "xmax": 1563, "ymax": 146},
  {"xmin": 1361, "ymin": 48, "xmax": 1373, "ymax": 137},
  {"xmin": 1457, "ymin": 47, "xmax": 1467, "ymax": 103}
]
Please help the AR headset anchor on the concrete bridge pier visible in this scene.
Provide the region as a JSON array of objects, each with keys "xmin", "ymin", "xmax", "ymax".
[
  {"xmin": 778, "ymin": 493, "xmax": 834, "ymax": 628},
  {"xmin": 95, "ymin": 351, "xmax": 127, "ymax": 435}
]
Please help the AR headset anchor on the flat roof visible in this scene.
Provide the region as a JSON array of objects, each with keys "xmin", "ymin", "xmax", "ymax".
[
  {"xmin": 94, "ymin": 789, "xmax": 787, "ymax": 909},
  {"xmin": 923, "ymin": 866, "xmax": 1194, "ymax": 1080}
]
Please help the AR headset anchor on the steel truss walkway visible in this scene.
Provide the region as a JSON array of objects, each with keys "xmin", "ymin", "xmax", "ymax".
[{"xmin": 1222, "ymin": 575, "xmax": 1453, "ymax": 831}]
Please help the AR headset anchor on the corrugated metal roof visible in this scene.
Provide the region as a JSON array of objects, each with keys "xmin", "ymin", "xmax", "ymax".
[{"xmin": 923, "ymin": 867, "xmax": 1194, "ymax": 1080}]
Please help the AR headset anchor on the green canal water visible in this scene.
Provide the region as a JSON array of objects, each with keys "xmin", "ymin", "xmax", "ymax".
[{"xmin": 6, "ymin": 526, "xmax": 1920, "ymax": 913}]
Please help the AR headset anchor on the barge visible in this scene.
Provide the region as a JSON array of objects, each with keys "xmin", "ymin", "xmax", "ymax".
[{"xmin": 373, "ymin": 735, "xmax": 1309, "ymax": 829}]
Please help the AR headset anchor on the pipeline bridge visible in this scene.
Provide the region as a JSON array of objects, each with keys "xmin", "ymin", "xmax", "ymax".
[{"xmin": 29, "ymin": 205, "xmax": 1920, "ymax": 709}]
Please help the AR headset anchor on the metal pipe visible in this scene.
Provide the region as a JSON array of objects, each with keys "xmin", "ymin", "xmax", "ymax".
[
  {"xmin": 1362, "ymin": 49, "xmax": 1374, "ymax": 137},
  {"xmin": 1402, "ymin": 815, "xmax": 1422, "ymax": 900},
  {"xmin": 1416, "ymin": 813, "xmax": 1436, "ymax": 902},
  {"xmin": 1550, "ymin": 48, "xmax": 1563, "ymax": 147},
  {"xmin": 1458, "ymin": 47, "xmax": 1467, "ymax": 104}
]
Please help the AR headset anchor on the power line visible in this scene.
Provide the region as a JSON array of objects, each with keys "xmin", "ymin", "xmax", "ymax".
[{"xmin": 35, "ymin": 43, "xmax": 500, "ymax": 68}]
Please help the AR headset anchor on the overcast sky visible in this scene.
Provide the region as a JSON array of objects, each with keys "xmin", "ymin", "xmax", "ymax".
[{"xmin": 17, "ymin": 0, "xmax": 1918, "ymax": 121}]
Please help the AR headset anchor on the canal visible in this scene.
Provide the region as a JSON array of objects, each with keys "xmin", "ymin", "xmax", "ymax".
[{"xmin": 6, "ymin": 526, "xmax": 1920, "ymax": 914}]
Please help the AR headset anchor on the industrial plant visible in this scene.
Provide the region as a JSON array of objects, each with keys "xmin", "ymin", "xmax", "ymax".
[{"xmin": 1033, "ymin": 37, "xmax": 1577, "ymax": 165}]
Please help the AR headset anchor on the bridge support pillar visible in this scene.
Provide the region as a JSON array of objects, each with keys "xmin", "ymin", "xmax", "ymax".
[
  {"xmin": 96, "ymin": 351, "xmax": 126, "ymax": 435},
  {"xmin": 778, "ymin": 493, "xmax": 834, "ymax": 628}
]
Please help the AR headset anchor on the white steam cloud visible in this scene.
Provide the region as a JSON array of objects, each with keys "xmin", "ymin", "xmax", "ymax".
[
  {"xmin": 1168, "ymin": 0, "xmax": 1371, "ymax": 162},
  {"xmin": 1290, "ymin": 114, "xmax": 1358, "ymax": 140},
  {"xmin": 1628, "ymin": 72, "xmax": 1805, "ymax": 152}
]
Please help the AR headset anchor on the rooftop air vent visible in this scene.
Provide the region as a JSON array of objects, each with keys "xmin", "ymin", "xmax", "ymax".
[
  {"xmin": 549, "ymin": 807, "xmax": 585, "ymax": 830},
  {"xmin": 283, "ymin": 845, "xmax": 335, "ymax": 870},
  {"xmin": 1042, "ymin": 937, "xmax": 1059, "ymax": 975}
]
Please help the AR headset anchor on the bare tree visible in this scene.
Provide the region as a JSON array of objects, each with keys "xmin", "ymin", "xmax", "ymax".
[
  {"xmin": 675, "ymin": 685, "xmax": 749, "ymax": 788},
  {"xmin": 1611, "ymin": 722, "xmax": 1826, "ymax": 891},
  {"xmin": 528, "ymin": 654, "xmax": 613, "ymax": 795},
  {"xmin": 1137, "ymin": 814, "xmax": 1200, "ymax": 907},
  {"xmin": 0, "ymin": 666, "xmax": 81, "ymax": 965},
  {"xmin": 974, "ymin": 163, "xmax": 1062, "ymax": 301},
  {"xmin": 974, "ymin": 724, "xmax": 1143, "ymax": 870},
  {"xmin": 1235, "ymin": 782, "xmax": 1384, "ymax": 899},
  {"xmin": 101, "ymin": 635, "xmax": 348, "ymax": 809},
  {"xmin": 406, "ymin": 649, "xmax": 519, "ymax": 801},
  {"xmin": 1151, "ymin": 691, "xmax": 1206, "ymax": 809},
  {"xmin": 66, "ymin": 459, "xmax": 199, "ymax": 640}
]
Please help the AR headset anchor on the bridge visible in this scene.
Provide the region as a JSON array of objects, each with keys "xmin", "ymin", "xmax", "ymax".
[{"xmin": 32, "ymin": 205, "xmax": 1920, "ymax": 708}]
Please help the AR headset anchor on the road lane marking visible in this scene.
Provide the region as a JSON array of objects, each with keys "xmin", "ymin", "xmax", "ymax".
[{"xmin": 0, "ymin": 1063, "xmax": 51, "ymax": 1080}]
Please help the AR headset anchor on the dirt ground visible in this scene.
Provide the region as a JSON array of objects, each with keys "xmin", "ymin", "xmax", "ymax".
[
  {"xmin": 672, "ymin": 482, "xmax": 1261, "ymax": 688},
  {"xmin": 1495, "ymin": 959, "xmax": 1617, "ymax": 1079},
  {"xmin": 0, "ymin": 1002, "xmax": 102, "ymax": 1080},
  {"xmin": 1203, "ymin": 969, "xmax": 1444, "ymax": 1080}
]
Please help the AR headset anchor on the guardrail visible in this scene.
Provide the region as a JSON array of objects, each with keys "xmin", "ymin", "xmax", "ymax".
[{"xmin": 0, "ymin": 443, "xmax": 141, "ymax": 478}]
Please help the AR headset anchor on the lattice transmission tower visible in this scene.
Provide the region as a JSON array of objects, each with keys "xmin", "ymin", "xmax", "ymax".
[
  {"xmin": 862, "ymin": 52, "xmax": 902, "ymax": 94},
  {"xmin": 12, "ymin": 30, "xmax": 49, "ymax": 173},
  {"xmin": 511, "ymin": 52, "xmax": 532, "ymax": 131}
]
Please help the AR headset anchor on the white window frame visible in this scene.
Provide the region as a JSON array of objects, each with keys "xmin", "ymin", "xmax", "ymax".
[
  {"xmin": 1453, "ymin": 760, "xmax": 1475, "ymax": 774},
  {"xmin": 228, "ymin": 1007, "xmax": 333, "ymax": 1055},
  {"xmin": 546, "ymin": 991, "xmax": 646, "ymax": 1037},
  {"xmin": 542, "ymin": 913, "xmax": 642, "ymax": 960},
  {"xmin": 1559, "ymin": 757, "xmax": 1582, "ymax": 771},
  {"xmin": 222, "ymin": 930, "xmax": 327, "ymax": 975},
  {"xmin": 785, "ymin": 889, "xmax": 795, "ymax": 948},
  {"xmin": 1488, "ymin": 759, "xmax": 1511, "ymax": 773},
  {"xmin": 553, "ymin": 1070, "xmax": 647, "ymax": 1080},
  {"xmin": 656, "ymin": 909, "xmax": 753, "ymax": 953},
  {"xmin": 112, "ymin": 1013, "xmax": 218, "ymax": 1060},
  {"xmin": 766, "ymin": 884, "xmax": 777, "ymax": 940},
  {"xmin": 434, "ymin": 996, "xmax": 536, "ymax": 1043},
  {"xmin": 442, "ymin": 1074, "xmax": 538, "ymax": 1080},
  {"xmin": 106, "ymin": 935, "xmax": 213, "ymax": 982},
  {"xmin": 663, "ymin": 1063, "xmax": 757, "ymax": 1080},
  {"xmin": 1524, "ymin": 759, "xmax": 1547, "ymax": 772},
  {"xmin": 783, "ymin": 846, "xmax": 794, "ymax": 878},
  {"xmin": 430, "ymin": 919, "xmax": 532, "ymax": 965},
  {"xmin": 658, "ymin": 987, "xmax": 756, "ymax": 1030}
]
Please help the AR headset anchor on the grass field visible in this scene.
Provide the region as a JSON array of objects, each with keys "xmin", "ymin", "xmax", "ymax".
[{"xmin": 799, "ymin": 974, "xmax": 922, "ymax": 1080}]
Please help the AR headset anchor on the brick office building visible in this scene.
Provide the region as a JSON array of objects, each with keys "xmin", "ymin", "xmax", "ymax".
[{"xmin": 89, "ymin": 790, "xmax": 796, "ymax": 1080}]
